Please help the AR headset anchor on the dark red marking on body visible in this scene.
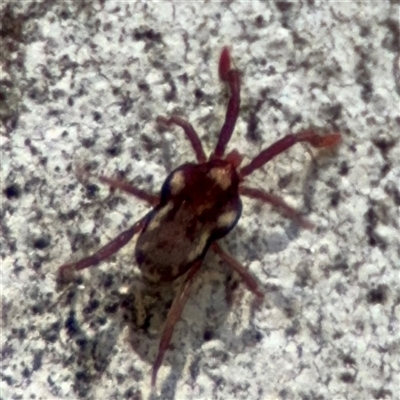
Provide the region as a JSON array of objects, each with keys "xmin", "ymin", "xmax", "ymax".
[{"xmin": 57, "ymin": 46, "xmax": 341, "ymax": 388}]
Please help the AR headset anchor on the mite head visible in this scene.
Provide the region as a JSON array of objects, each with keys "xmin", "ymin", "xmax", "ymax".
[{"xmin": 160, "ymin": 159, "xmax": 240, "ymax": 215}]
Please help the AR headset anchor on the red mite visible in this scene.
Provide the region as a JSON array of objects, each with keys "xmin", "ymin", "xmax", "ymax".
[{"xmin": 58, "ymin": 47, "xmax": 341, "ymax": 387}]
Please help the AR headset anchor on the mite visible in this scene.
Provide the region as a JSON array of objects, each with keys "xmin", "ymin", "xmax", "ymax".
[{"xmin": 58, "ymin": 47, "xmax": 341, "ymax": 387}]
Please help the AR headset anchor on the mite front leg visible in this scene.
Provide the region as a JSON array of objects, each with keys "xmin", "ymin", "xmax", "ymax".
[
  {"xmin": 239, "ymin": 186, "xmax": 314, "ymax": 229},
  {"xmin": 151, "ymin": 259, "xmax": 203, "ymax": 388},
  {"xmin": 57, "ymin": 214, "xmax": 148, "ymax": 284},
  {"xmin": 213, "ymin": 47, "xmax": 241, "ymax": 159},
  {"xmin": 156, "ymin": 116, "xmax": 207, "ymax": 163}
]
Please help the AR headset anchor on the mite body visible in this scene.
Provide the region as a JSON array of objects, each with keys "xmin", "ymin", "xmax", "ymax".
[
  {"xmin": 57, "ymin": 47, "xmax": 341, "ymax": 388},
  {"xmin": 136, "ymin": 160, "xmax": 241, "ymax": 283}
]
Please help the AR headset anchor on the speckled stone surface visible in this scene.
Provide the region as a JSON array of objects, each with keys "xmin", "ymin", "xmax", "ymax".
[{"xmin": 1, "ymin": 2, "xmax": 399, "ymax": 400}]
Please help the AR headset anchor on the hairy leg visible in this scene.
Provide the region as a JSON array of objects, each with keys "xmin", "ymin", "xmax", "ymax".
[
  {"xmin": 99, "ymin": 176, "xmax": 159, "ymax": 206},
  {"xmin": 239, "ymin": 186, "xmax": 314, "ymax": 229},
  {"xmin": 213, "ymin": 47, "xmax": 241, "ymax": 159},
  {"xmin": 58, "ymin": 214, "xmax": 149, "ymax": 284},
  {"xmin": 151, "ymin": 259, "xmax": 203, "ymax": 388},
  {"xmin": 240, "ymin": 130, "xmax": 341, "ymax": 178},
  {"xmin": 211, "ymin": 242, "xmax": 264, "ymax": 299},
  {"xmin": 157, "ymin": 116, "xmax": 207, "ymax": 163}
]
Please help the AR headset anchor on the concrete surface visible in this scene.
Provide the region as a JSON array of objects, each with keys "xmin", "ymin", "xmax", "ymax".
[{"xmin": 1, "ymin": 1, "xmax": 399, "ymax": 400}]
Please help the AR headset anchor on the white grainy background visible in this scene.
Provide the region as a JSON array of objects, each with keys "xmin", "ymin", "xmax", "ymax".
[{"xmin": 1, "ymin": 1, "xmax": 399, "ymax": 400}]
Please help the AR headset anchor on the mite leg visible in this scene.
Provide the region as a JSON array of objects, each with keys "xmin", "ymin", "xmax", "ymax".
[
  {"xmin": 239, "ymin": 130, "xmax": 341, "ymax": 178},
  {"xmin": 239, "ymin": 186, "xmax": 314, "ymax": 229},
  {"xmin": 151, "ymin": 259, "xmax": 203, "ymax": 388},
  {"xmin": 156, "ymin": 116, "xmax": 207, "ymax": 163},
  {"xmin": 98, "ymin": 176, "xmax": 159, "ymax": 206},
  {"xmin": 57, "ymin": 214, "xmax": 148, "ymax": 284},
  {"xmin": 75, "ymin": 165, "xmax": 158, "ymax": 206},
  {"xmin": 213, "ymin": 47, "xmax": 241, "ymax": 159},
  {"xmin": 211, "ymin": 243, "xmax": 264, "ymax": 300}
]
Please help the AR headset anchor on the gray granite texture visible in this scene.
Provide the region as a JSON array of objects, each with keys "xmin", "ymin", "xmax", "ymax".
[{"xmin": 1, "ymin": 1, "xmax": 399, "ymax": 400}]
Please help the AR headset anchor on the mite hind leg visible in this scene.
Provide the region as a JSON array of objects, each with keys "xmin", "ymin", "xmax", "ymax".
[
  {"xmin": 57, "ymin": 215, "xmax": 148, "ymax": 284},
  {"xmin": 211, "ymin": 243, "xmax": 264, "ymax": 299},
  {"xmin": 151, "ymin": 259, "xmax": 203, "ymax": 388}
]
